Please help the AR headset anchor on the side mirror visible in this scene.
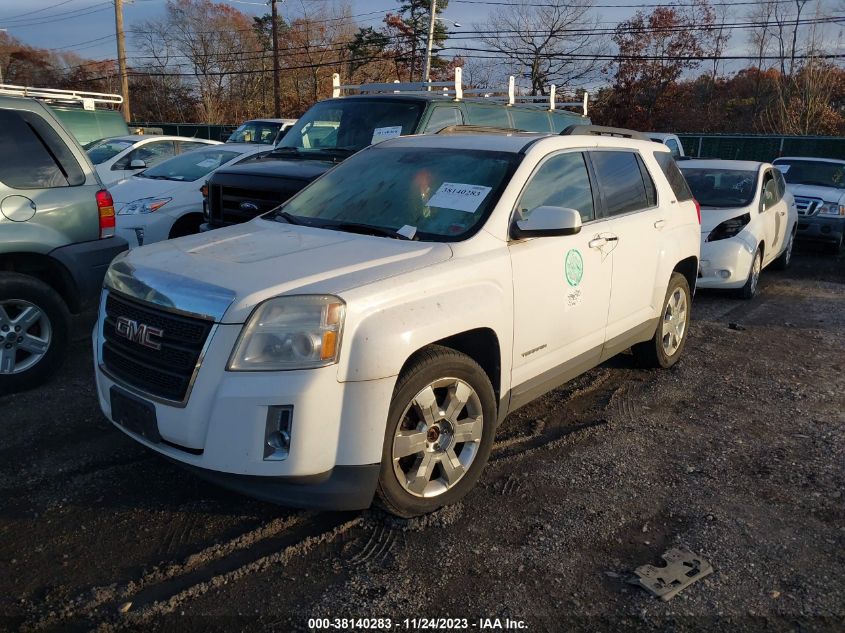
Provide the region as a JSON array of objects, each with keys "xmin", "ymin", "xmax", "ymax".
[
  {"xmin": 511, "ymin": 206, "xmax": 583, "ymax": 239},
  {"xmin": 129, "ymin": 159, "xmax": 147, "ymax": 170}
]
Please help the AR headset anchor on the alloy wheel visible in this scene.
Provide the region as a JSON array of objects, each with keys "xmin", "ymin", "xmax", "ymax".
[
  {"xmin": 0, "ymin": 300, "xmax": 52, "ymax": 375},
  {"xmin": 392, "ymin": 377, "xmax": 484, "ymax": 498},
  {"xmin": 661, "ymin": 287, "xmax": 688, "ymax": 357}
]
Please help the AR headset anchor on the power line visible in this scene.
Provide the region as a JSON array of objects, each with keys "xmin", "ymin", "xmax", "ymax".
[
  {"xmin": 1, "ymin": 2, "xmax": 112, "ymax": 28},
  {"xmin": 0, "ymin": 0, "xmax": 79, "ymax": 21}
]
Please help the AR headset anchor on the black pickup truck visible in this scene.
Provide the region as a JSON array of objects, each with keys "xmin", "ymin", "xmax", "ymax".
[{"xmin": 203, "ymin": 92, "xmax": 588, "ymax": 230}]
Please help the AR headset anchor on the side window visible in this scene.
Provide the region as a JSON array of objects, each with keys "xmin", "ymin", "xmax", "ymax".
[
  {"xmin": 509, "ymin": 108, "xmax": 552, "ymax": 133},
  {"xmin": 465, "ymin": 103, "xmax": 510, "ymax": 128},
  {"xmin": 424, "ymin": 107, "xmax": 463, "ymax": 133},
  {"xmin": 774, "ymin": 169, "xmax": 787, "ymax": 197},
  {"xmin": 115, "ymin": 141, "xmax": 176, "ymax": 169},
  {"xmin": 762, "ymin": 173, "xmax": 779, "ymax": 210},
  {"xmin": 177, "ymin": 140, "xmax": 209, "ymax": 153},
  {"xmin": 665, "ymin": 138, "xmax": 681, "ymax": 158},
  {"xmin": 517, "ymin": 152, "xmax": 595, "ymax": 223},
  {"xmin": 0, "ymin": 108, "xmax": 83, "ymax": 189},
  {"xmin": 654, "ymin": 151, "xmax": 693, "ymax": 202},
  {"xmin": 637, "ymin": 155, "xmax": 657, "ymax": 206},
  {"xmin": 590, "ymin": 150, "xmax": 652, "ymax": 216}
]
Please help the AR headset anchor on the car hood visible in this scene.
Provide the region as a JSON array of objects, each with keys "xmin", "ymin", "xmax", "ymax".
[
  {"xmin": 104, "ymin": 219, "xmax": 453, "ymax": 323},
  {"xmin": 699, "ymin": 206, "xmax": 751, "ymax": 234},
  {"xmin": 109, "ymin": 176, "xmax": 187, "ymax": 207},
  {"xmin": 785, "ymin": 183, "xmax": 844, "ymax": 203},
  {"xmin": 212, "ymin": 156, "xmax": 333, "ymax": 181}
]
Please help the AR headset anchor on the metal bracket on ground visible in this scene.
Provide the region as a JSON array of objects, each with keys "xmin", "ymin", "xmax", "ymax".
[{"xmin": 630, "ymin": 547, "xmax": 713, "ymax": 601}]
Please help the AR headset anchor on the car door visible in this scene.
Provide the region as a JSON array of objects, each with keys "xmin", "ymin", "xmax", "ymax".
[
  {"xmin": 588, "ymin": 149, "xmax": 664, "ymax": 343},
  {"xmin": 759, "ymin": 169, "xmax": 786, "ymax": 264},
  {"xmin": 508, "ymin": 151, "xmax": 613, "ymax": 405}
]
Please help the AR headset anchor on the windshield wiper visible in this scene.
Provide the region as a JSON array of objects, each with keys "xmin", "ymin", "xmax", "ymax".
[
  {"xmin": 329, "ymin": 222, "xmax": 413, "ymax": 240},
  {"xmin": 274, "ymin": 210, "xmax": 303, "ymax": 225}
]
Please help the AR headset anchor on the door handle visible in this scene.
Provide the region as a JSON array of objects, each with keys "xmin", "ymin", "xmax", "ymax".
[
  {"xmin": 589, "ymin": 237, "xmax": 607, "ymax": 249},
  {"xmin": 654, "ymin": 219, "xmax": 667, "ymax": 229}
]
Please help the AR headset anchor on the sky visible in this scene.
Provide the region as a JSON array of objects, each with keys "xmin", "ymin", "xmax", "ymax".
[{"xmin": 1, "ymin": 0, "xmax": 843, "ymax": 90}]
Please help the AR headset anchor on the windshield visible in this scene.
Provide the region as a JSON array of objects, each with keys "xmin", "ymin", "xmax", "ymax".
[
  {"xmin": 86, "ymin": 139, "xmax": 134, "ymax": 164},
  {"xmin": 679, "ymin": 167, "xmax": 758, "ymax": 208},
  {"xmin": 277, "ymin": 99, "xmax": 424, "ymax": 154},
  {"xmin": 138, "ymin": 147, "xmax": 242, "ymax": 181},
  {"xmin": 273, "ymin": 146, "xmax": 519, "ymax": 241},
  {"xmin": 227, "ymin": 121, "xmax": 282, "ymax": 144},
  {"xmin": 774, "ymin": 159, "xmax": 845, "ymax": 189}
]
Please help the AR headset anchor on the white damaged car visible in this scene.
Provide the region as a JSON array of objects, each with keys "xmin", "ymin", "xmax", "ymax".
[{"xmin": 679, "ymin": 160, "xmax": 797, "ymax": 299}]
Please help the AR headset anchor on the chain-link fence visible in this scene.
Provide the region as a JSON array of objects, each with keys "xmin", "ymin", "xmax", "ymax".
[{"xmin": 678, "ymin": 135, "xmax": 845, "ymax": 162}]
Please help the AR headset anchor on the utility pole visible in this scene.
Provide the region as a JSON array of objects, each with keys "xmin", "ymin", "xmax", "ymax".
[
  {"xmin": 114, "ymin": 0, "xmax": 131, "ymax": 122},
  {"xmin": 271, "ymin": 0, "xmax": 281, "ymax": 117},
  {"xmin": 423, "ymin": 0, "xmax": 437, "ymax": 84}
]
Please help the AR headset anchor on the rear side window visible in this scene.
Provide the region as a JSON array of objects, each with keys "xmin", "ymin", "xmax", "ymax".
[
  {"xmin": 654, "ymin": 151, "xmax": 693, "ymax": 202},
  {"xmin": 590, "ymin": 151, "xmax": 653, "ymax": 216},
  {"xmin": 465, "ymin": 103, "xmax": 510, "ymax": 128},
  {"xmin": 0, "ymin": 108, "xmax": 84, "ymax": 189},
  {"xmin": 509, "ymin": 108, "xmax": 552, "ymax": 133}
]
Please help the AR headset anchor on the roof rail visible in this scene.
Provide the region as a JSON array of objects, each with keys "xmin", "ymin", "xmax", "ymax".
[
  {"xmin": 331, "ymin": 69, "xmax": 589, "ymax": 116},
  {"xmin": 0, "ymin": 83, "xmax": 123, "ymax": 110},
  {"xmin": 436, "ymin": 125, "xmax": 527, "ymax": 135},
  {"xmin": 560, "ymin": 125, "xmax": 650, "ymax": 141}
]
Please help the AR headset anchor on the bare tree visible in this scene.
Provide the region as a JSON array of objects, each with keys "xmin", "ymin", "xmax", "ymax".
[{"xmin": 476, "ymin": 0, "xmax": 603, "ymax": 95}]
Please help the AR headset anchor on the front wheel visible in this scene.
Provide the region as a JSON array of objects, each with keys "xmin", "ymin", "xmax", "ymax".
[
  {"xmin": 375, "ymin": 346, "xmax": 496, "ymax": 518},
  {"xmin": 738, "ymin": 246, "xmax": 763, "ymax": 300},
  {"xmin": 772, "ymin": 231, "xmax": 794, "ymax": 270},
  {"xmin": 632, "ymin": 272, "xmax": 691, "ymax": 369}
]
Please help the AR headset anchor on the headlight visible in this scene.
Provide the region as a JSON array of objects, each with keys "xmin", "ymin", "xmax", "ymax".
[
  {"xmin": 706, "ymin": 213, "xmax": 750, "ymax": 242},
  {"xmin": 818, "ymin": 202, "xmax": 845, "ymax": 217},
  {"xmin": 228, "ymin": 295, "xmax": 345, "ymax": 371},
  {"xmin": 118, "ymin": 197, "xmax": 172, "ymax": 215}
]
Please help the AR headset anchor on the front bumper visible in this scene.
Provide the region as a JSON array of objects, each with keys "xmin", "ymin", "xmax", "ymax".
[
  {"xmin": 697, "ymin": 234, "xmax": 756, "ymax": 290},
  {"xmin": 796, "ymin": 215, "xmax": 844, "ymax": 244},
  {"xmin": 93, "ymin": 300, "xmax": 395, "ymax": 510}
]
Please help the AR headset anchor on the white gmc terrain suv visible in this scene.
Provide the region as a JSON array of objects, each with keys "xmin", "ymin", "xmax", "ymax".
[{"xmin": 93, "ymin": 127, "xmax": 701, "ymax": 517}]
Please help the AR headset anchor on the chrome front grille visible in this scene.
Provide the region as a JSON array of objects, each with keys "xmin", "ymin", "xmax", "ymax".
[{"xmin": 794, "ymin": 196, "xmax": 822, "ymax": 217}]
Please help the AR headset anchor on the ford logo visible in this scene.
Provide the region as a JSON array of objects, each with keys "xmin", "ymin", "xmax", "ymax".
[{"xmin": 239, "ymin": 201, "xmax": 260, "ymax": 211}]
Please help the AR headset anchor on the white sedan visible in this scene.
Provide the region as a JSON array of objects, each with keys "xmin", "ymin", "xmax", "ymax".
[
  {"xmin": 110, "ymin": 143, "xmax": 268, "ymax": 248},
  {"xmin": 679, "ymin": 160, "xmax": 798, "ymax": 299},
  {"xmin": 86, "ymin": 135, "xmax": 221, "ymax": 187}
]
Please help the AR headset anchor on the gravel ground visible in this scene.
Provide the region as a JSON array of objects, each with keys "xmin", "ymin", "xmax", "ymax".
[{"xmin": 0, "ymin": 244, "xmax": 843, "ymax": 633}]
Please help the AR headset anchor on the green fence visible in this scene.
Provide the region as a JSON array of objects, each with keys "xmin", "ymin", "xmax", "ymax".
[
  {"xmin": 130, "ymin": 122, "xmax": 237, "ymax": 142},
  {"xmin": 678, "ymin": 135, "xmax": 845, "ymax": 162}
]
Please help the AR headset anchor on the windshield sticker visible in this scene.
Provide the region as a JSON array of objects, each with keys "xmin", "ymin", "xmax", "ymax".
[
  {"xmin": 775, "ymin": 164, "xmax": 790, "ymax": 174},
  {"xmin": 565, "ymin": 249, "xmax": 584, "ymax": 287},
  {"xmin": 371, "ymin": 126, "xmax": 403, "ymax": 144},
  {"xmin": 196, "ymin": 158, "xmax": 220, "ymax": 168},
  {"xmin": 397, "ymin": 225, "xmax": 417, "ymax": 239},
  {"xmin": 427, "ymin": 182, "xmax": 492, "ymax": 213}
]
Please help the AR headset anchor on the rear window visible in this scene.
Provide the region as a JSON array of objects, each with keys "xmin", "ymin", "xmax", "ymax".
[
  {"xmin": 0, "ymin": 108, "xmax": 84, "ymax": 189},
  {"xmin": 654, "ymin": 151, "xmax": 693, "ymax": 201},
  {"xmin": 49, "ymin": 107, "xmax": 129, "ymax": 146},
  {"xmin": 465, "ymin": 103, "xmax": 511, "ymax": 128},
  {"xmin": 590, "ymin": 150, "xmax": 654, "ymax": 216}
]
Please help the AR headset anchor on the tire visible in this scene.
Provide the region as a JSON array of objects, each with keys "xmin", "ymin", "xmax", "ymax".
[
  {"xmin": 738, "ymin": 246, "xmax": 763, "ymax": 300},
  {"xmin": 632, "ymin": 272, "xmax": 691, "ymax": 369},
  {"xmin": 0, "ymin": 273, "xmax": 69, "ymax": 395},
  {"xmin": 375, "ymin": 345, "xmax": 497, "ymax": 518},
  {"xmin": 772, "ymin": 231, "xmax": 794, "ymax": 270}
]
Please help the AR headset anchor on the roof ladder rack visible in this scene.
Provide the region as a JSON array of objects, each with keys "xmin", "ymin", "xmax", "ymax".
[
  {"xmin": 331, "ymin": 68, "xmax": 588, "ymax": 116},
  {"xmin": 0, "ymin": 83, "xmax": 123, "ymax": 110}
]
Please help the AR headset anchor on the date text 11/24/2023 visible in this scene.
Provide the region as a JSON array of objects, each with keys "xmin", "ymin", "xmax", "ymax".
[{"xmin": 307, "ymin": 617, "xmax": 529, "ymax": 630}]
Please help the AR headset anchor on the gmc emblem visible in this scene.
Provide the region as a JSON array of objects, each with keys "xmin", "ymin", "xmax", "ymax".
[{"xmin": 115, "ymin": 316, "xmax": 164, "ymax": 351}]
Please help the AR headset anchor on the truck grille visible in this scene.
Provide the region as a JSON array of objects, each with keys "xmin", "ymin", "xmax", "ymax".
[
  {"xmin": 794, "ymin": 196, "xmax": 822, "ymax": 217},
  {"xmin": 209, "ymin": 184, "xmax": 293, "ymax": 226},
  {"xmin": 101, "ymin": 292, "xmax": 213, "ymax": 402}
]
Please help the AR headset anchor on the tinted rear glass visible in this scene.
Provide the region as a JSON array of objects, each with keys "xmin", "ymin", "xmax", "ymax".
[
  {"xmin": 590, "ymin": 151, "xmax": 652, "ymax": 216},
  {"xmin": 654, "ymin": 151, "xmax": 693, "ymax": 201}
]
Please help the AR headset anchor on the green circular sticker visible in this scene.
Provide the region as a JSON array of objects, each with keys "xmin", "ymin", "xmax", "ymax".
[{"xmin": 565, "ymin": 249, "xmax": 584, "ymax": 287}]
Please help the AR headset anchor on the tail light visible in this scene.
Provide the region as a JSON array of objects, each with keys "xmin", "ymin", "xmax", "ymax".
[
  {"xmin": 693, "ymin": 198, "xmax": 701, "ymax": 224},
  {"xmin": 96, "ymin": 190, "xmax": 116, "ymax": 239}
]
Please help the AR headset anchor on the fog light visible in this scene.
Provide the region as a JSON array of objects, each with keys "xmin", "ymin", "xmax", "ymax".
[
  {"xmin": 719, "ymin": 270, "xmax": 731, "ymax": 279},
  {"xmin": 264, "ymin": 405, "xmax": 293, "ymax": 460}
]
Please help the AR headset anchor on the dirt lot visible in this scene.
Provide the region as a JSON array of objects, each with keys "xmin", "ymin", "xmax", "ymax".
[{"xmin": 1, "ymin": 245, "xmax": 843, "ymax": 633}]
